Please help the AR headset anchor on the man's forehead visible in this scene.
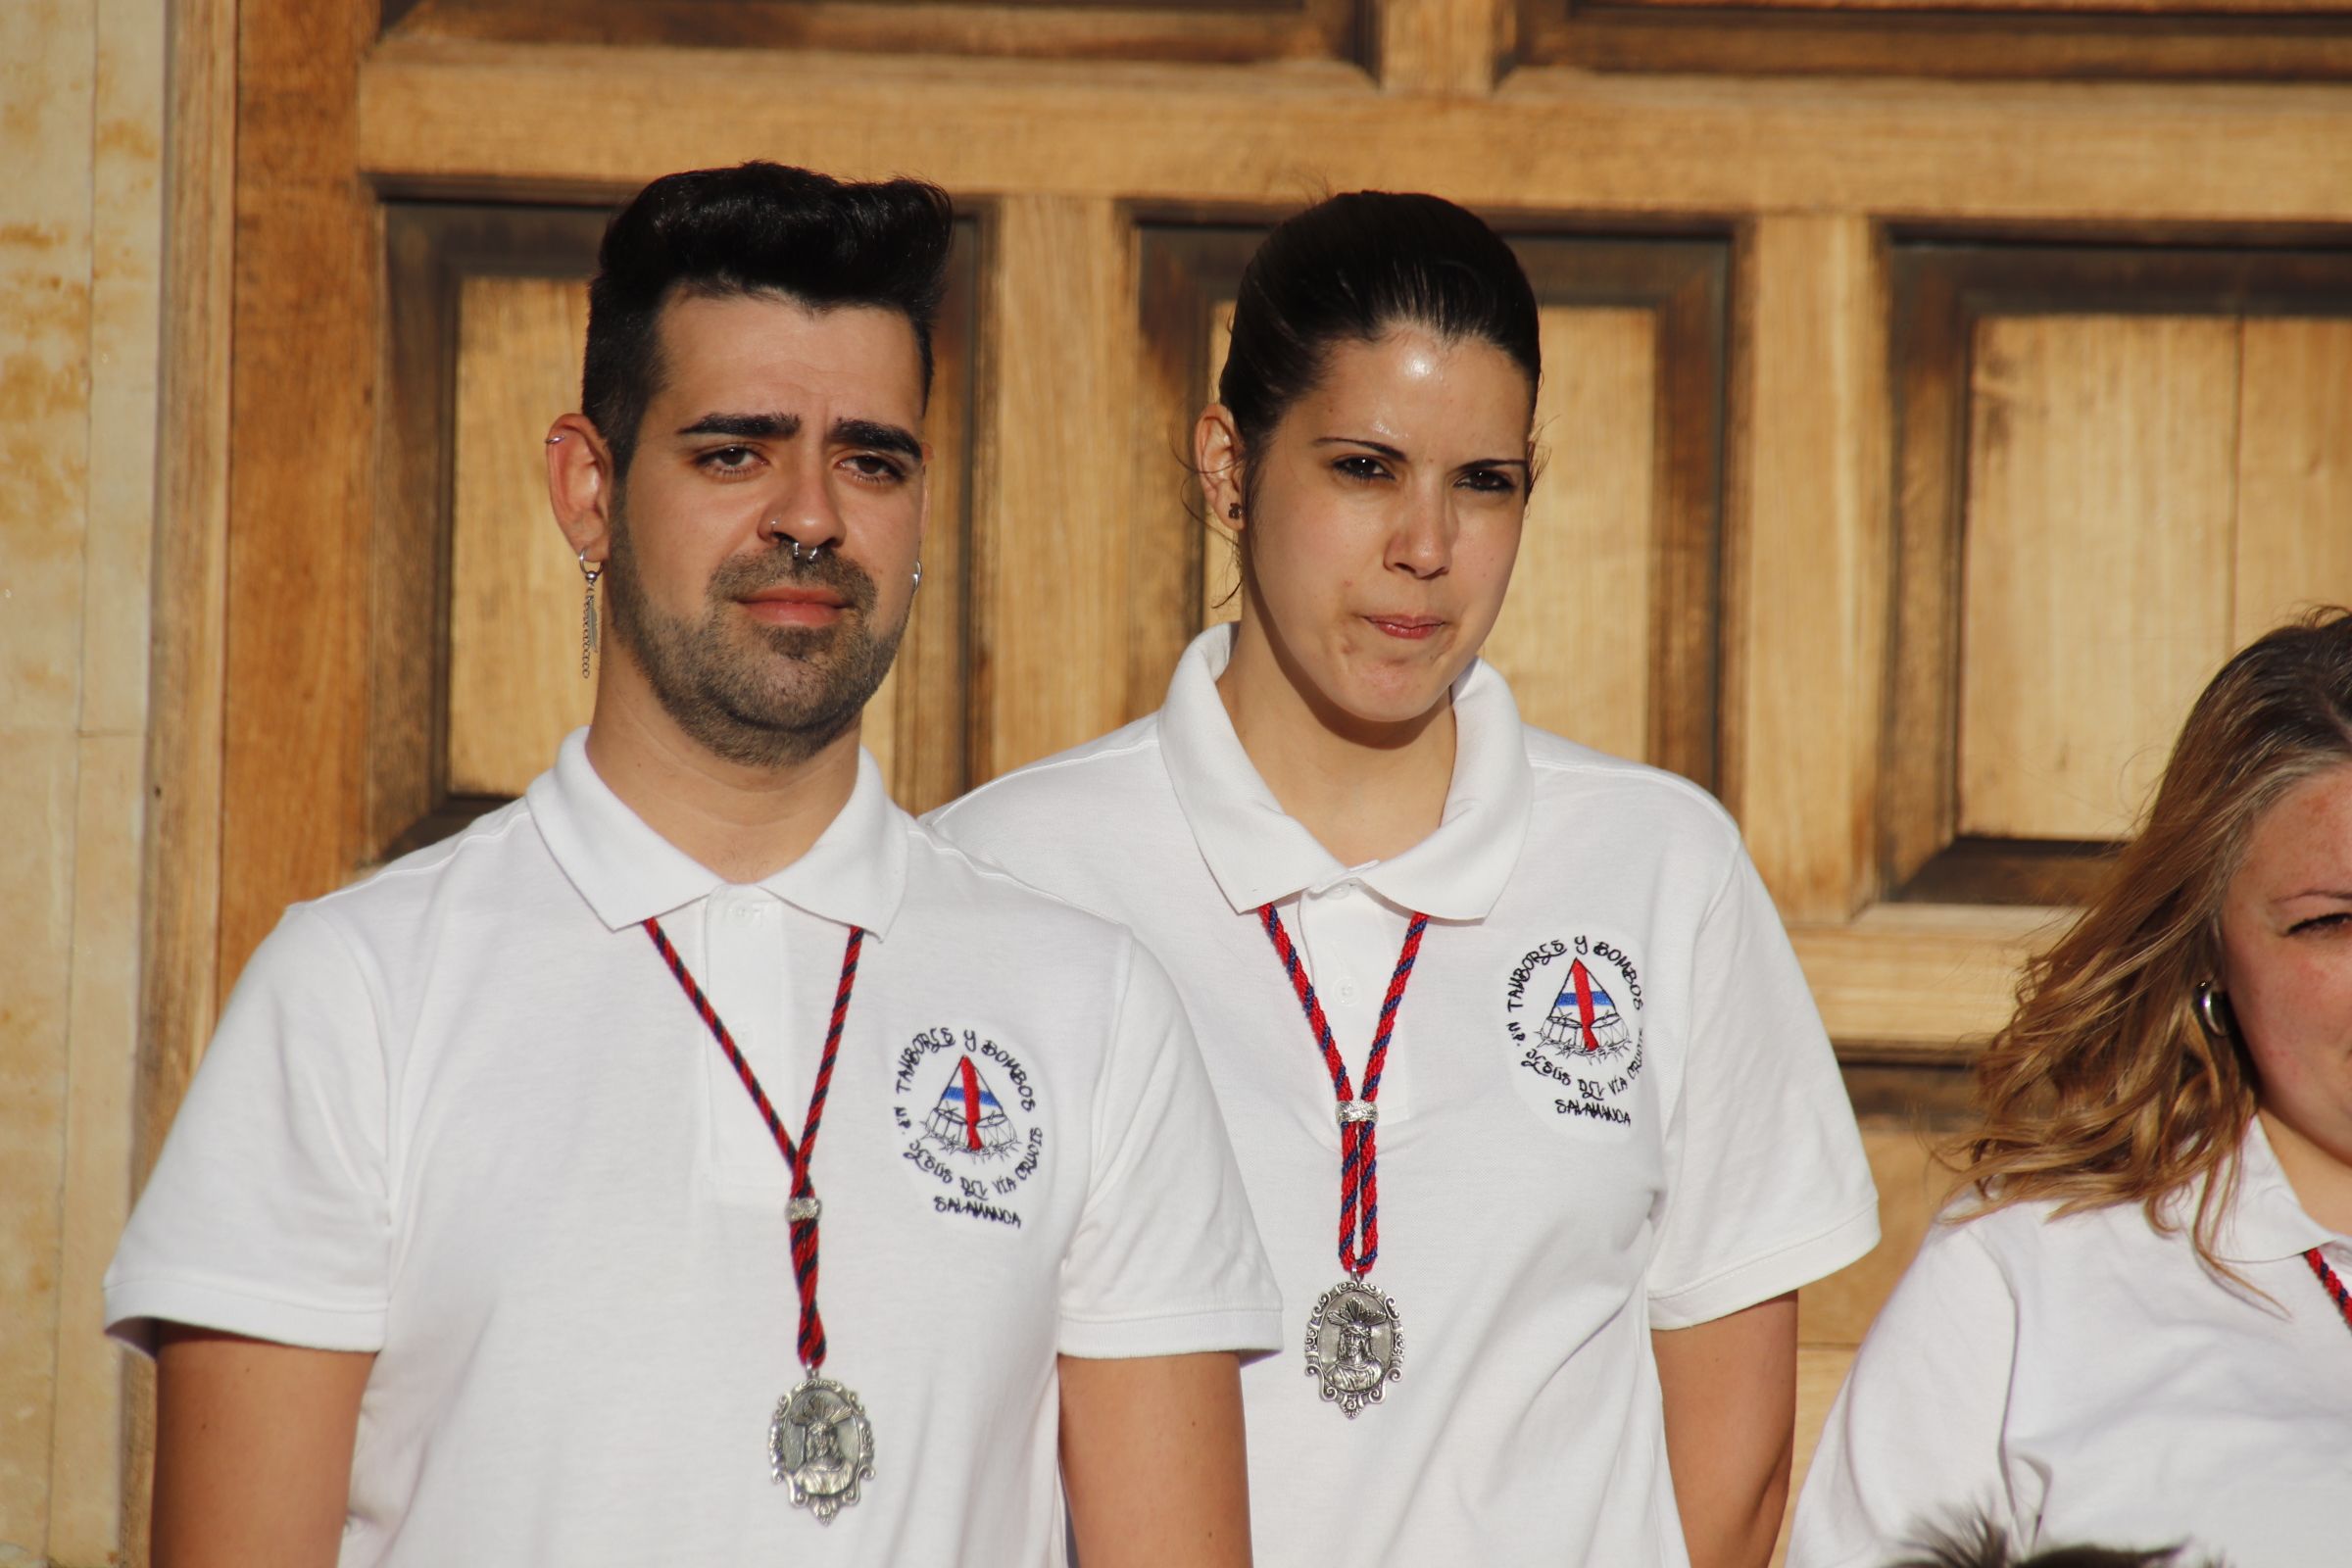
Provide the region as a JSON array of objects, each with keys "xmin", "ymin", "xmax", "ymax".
[{"xmin": 649, "ymin": 290, "xmax": 922, "ymax": 412}]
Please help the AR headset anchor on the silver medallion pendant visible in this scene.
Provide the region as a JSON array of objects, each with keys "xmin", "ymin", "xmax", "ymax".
[
  {"xmin": 1304, "ymin": 1279, "xmax": 1403, "ymax": 1416},
  {"xmin": 769, "ymin": 1374, "xmax": 875, "ymax": 1522}
]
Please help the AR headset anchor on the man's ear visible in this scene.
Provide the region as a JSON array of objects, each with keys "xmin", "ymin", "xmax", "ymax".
[
  {"xmin": 546, "ymin": 414, "xmax": 616, "ymax": 565},
  {"xmin": 1194, "ymin": 405, "xmax": 1247, "ymax": 540}
]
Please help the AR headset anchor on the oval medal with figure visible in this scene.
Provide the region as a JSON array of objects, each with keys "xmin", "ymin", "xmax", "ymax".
[
  {"xmin": 1304, "ymin": 1280, "xmax": 1403, "ymax": 1417},
  {"xmin": 769, "ymin": 1375, "xmax": 876, "ymax": 1522}
]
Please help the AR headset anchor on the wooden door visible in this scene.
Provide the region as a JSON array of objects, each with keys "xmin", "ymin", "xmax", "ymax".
[{"xmin": 136, "ymin": 0, "xmax": 2352, "ymax": 1557}]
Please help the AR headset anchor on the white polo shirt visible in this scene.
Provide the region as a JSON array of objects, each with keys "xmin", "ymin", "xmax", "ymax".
[
  {"xmin": 928, "ymin": 626, "xmax": 1880, "ymax": 1567},
  {"xmin": 107, "ymin": 731, "xmax": 1281, "ymax": 1568},
  {"xmin": 1789, "ymin": 1117, "xmax": 2352, "ymax": 1568}
]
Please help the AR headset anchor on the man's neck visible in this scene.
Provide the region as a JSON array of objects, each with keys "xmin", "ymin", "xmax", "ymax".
[
  {"xmin": 583, "ymin": 681, "xmax": 862, "ymax": 885},
  {"xmin": 1216, "ymin": 617, "xmax": 1456, "ymax": 870}
]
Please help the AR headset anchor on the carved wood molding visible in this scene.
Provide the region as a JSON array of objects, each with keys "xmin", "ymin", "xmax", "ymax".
[
  {"xmin": 1516, "ymin": 0, "xmax": 2352, "ymax": 80},
  {"xmin": 383, "ymin": 0, "xmax": 1370, "ymax": 69}
]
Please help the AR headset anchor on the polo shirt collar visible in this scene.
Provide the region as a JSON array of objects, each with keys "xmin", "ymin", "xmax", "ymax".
[
  {"xmin": 2205, "ymin": 1116, "xmax": 2344, "ymax": 1264},
  {"xmin": 527, "ymin": 728, "xmax": 906, "ymax": 938},
  {"xmin": 1156, "ymin": 625, "xmax": 1531, "ymax": 920}
]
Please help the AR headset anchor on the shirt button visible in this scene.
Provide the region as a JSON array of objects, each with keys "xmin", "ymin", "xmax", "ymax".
[{"xmin": 1338, "ymin": 979, "xmax": 1358, "ymax": 1002}]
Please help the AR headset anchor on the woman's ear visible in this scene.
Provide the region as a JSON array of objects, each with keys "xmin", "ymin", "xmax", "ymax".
[
  {"xmin": 1194, "ymin": 405, "xmax": 1247, "ymax": 538},
  {"xmin": 545, "ymin": 414, "xmax": 615, "ymax": 565}
]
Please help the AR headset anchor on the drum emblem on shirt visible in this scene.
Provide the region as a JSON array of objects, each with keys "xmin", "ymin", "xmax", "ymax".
[
  {"xmin": 1503, "ymin": 935, "xmax": 1645, "ymax": 1128},
  {"xmin": 892, "ymin": 1026, "xmax": 1046, "ymax": 1228}
]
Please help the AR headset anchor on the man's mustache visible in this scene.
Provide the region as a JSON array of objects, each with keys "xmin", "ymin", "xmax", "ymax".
[{"xmin": 709, "ymin": 546, "xmax": 878, "ymax": 613}]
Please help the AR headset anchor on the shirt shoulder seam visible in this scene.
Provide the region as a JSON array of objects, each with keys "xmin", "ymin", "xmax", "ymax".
[
  {"xmin": 927, "ymin": 730, "xmax": 1164, "ymax": 824},
  {"xmin": 903, "ymin": 821, "xmax": 1141, "ymax": 929},
  {"xmin": 308, "ymin": 804, "xmax": 536, "ymax": 909}
]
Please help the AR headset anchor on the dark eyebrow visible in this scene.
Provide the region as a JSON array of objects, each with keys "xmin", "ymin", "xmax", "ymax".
[
  {"xmin": 1311, "ymin": 436, "xmax": 1530, "ymax": 471},
  {"xmin": 833, "ymin": 418, "xmax": 922, "ymax": 463},
  {"xmin": 676, "ymin": 412, "xmax": 800, "ymax": 440},
  {"xmin": 1313, "ymin": 436, "xmax": 1406, "ymax": 460}
]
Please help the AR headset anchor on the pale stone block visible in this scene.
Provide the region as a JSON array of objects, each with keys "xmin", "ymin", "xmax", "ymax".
[
  {"xmin": 46, "ymin": 736, "xmax": 144, "ymax": 1562},
  {"xmin": 0, "ymin": 0, "xmax": 97, "ymax": 734},
  {"xmin": 77, "ymin": 0, "xmax": 167, "ymax": 740},
  {"xmin": 0, "ymin": 731, "xmax": 78, "ymax": 1548}
]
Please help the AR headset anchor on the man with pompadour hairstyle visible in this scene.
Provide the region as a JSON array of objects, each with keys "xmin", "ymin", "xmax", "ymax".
[{"xmin": 108, "ymin": 162, "xmax": 1280, "ymax": 1568}]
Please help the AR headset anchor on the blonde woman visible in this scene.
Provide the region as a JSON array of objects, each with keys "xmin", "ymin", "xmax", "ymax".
[{"xmin": 1790, "ymin": 610, "xmax": 2352, "ymax": 1568}]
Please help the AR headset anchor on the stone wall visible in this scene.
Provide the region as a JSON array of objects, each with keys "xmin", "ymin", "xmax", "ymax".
[{"xmin": 0, "ymin": 0, "xmax": 166, "ymax": 1560}]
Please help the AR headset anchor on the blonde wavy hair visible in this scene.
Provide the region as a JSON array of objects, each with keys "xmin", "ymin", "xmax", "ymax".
[{"xmin": 1956, "ymin": 607, "xmax": 2352, "ymax": 1272}]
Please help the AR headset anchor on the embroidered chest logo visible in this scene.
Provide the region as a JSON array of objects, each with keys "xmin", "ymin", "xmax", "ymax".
[
  {"xmin": 1503, "ymin": 935, "xmax": 1646, "ymax": 1127},
  {"xmin": 892, "ymin": 1027, "xmax": 1046, "ymax": 1228}
]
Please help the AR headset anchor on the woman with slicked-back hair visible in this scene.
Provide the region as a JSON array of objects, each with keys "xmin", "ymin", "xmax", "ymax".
[
  {"xmin": 1791, "ymin": 610, "xmax": 2352, "ymax": 1568},
  {"xmin": 931, "ymin": 191, "xmax": 1879, "ymax": 1567}
]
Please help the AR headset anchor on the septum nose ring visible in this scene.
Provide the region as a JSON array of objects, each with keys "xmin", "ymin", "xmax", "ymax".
[{"xmin": 790, "ymin": 540, "xmax": 824, "ymax": 564}]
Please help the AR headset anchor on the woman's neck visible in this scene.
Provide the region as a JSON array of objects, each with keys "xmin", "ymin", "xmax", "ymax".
[
  {"xmin": 2259, "ymin": 1106, "xmax": 2352, "ymax": 1236},
  {"xmin": 1215, "ymin": 618, "xmax": 1457, "ymax": 869}
]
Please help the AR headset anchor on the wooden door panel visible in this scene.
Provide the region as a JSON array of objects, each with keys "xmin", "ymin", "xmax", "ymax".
[
  {"xmin": 1886, "ymin": 243, "xmax": 2352, "ymax": 906},
  {"xmin": 1950, "ymin": 309, "xmax": 2352, "ymax": 852},
  {"xmin": 2237, "ymin": 318, "xmax": 2352, "ymax": 634},
  {"xmin": 1488, "ymin": 306, "xmax": 1660, "ymax": 764},
  {"xmin": 1956, "ymin": 314, "xmax": 2240, "ymax": 844},
  {"xmin": 448, "ymin": 275, "xmax": 597, "ymax": 798}
]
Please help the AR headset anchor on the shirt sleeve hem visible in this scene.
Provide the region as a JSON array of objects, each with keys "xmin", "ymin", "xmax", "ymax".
[
  {"xmin": 1647, "ymin": 1200, "xmax": 1882, "ymax": 1330},
  {"xmin": 104, "ymin": 1278, "xmax": 388, "ymax": 1358},
  {"xmin": 1056, "ymin": 1303, "xmax": 1285, "ymax": 1361}
]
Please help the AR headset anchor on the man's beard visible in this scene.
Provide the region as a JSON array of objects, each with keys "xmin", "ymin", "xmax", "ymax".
[{"xmin": 602, "ymin": 503, "xmax": 906, "ymax": 769}]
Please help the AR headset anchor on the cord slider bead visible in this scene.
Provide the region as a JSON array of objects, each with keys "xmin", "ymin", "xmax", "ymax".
[
  {"xmin": 785, "ymin": 1195, "xmax": 822, "ymax": 1223},
  {"xmin": 1337, "ymin": 1100, "xmax": 1378, "ymax": 1127}
]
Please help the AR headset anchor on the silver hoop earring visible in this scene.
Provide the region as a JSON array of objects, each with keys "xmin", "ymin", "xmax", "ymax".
[
  {"xmin": 2192, "ymin": 981, "xmax": 2233, "ymax": 1042},
  {"xmin": 1227, "ymin": 503, "xmax": 1242, "ymax": 520},
  {"xmin": 911, "ymin": 559, "xmax": 923, "ymax": 591},
  {"xmin": 576, "ymin": 552, "xmax": 602, "ymax": 680}
]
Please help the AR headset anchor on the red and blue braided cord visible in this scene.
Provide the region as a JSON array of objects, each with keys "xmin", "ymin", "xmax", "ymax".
[
  {"xmin": 1258, "ymin": 904, "xmax": 1428, "ymax": 1280},
  {"xmin": 645, "ymin": 915, "xmax": 864, "ymax": 1372},
  {"xmin": 2306, "ymin": 1248, "xmax": 2352, "ymax": 1337}
]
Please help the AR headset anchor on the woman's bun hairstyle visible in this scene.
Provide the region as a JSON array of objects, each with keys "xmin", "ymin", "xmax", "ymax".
[{"xmin": 1217, "ymin": 191, "xmax": 1540, "ymax": 498}]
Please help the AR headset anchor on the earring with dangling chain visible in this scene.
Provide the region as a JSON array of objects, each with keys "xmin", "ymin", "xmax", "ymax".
[{"xmin": 577, "ymin": 552, "xmax": 603, "ymax": 679}]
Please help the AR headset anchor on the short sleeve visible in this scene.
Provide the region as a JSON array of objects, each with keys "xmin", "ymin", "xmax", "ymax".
[
  {"xmin": 104, "ymin": 905, "xmax": 394, "ymax": 1354},
  {"xmin": 1788, "ymin": 1218, "xmax": 2024, "ymax": 1568},
  {"xmin": 1055, "ymin": 937, "xmax": 1283, "ymax": 1359},
  {"xmin": 1645, "ymin": 845, "xmax": 1879, "ymax": 1327}
]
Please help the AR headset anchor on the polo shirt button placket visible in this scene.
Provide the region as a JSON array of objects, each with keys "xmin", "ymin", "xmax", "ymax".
[{"xmin": 709, "ymin": 891, "xmax": 791, "ymax": 1183}]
